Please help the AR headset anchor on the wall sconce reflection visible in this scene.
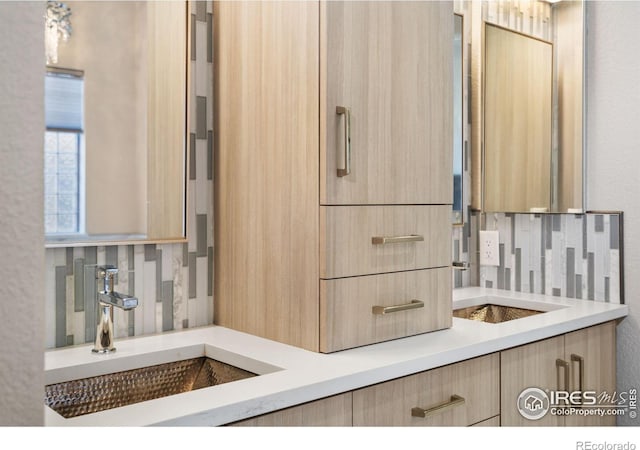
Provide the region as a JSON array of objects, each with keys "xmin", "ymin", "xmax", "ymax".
[{"xmin": 45, "ymin": 1, "xmax": 72, "ymax": 65}]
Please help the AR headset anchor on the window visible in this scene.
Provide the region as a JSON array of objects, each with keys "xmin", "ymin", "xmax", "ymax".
[{"xmin": 44, "ymin": 69, "xmax": 85, "ymax": 236}]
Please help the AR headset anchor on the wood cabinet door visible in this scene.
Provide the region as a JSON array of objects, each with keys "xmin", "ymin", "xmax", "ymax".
[
  {"xmin": 321, "ymin": 1, "xmax": 453, "ymax": 205},
  {"xmin": 500, "ymin": 335, "xmax": 565, "ymax": 426},
  {"xmin": 564, "ymin": 322, "xmax": 617, "ymax": 426}
]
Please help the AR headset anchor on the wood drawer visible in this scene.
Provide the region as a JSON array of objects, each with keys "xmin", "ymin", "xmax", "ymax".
[
  {"xmin": 320, "ymin": 205, "xmax": 451, "ymax": 279},
  {"xmin": 230, "ymin": 393, "xmax": 352, "ymax": 426},
  {"xmin": 352, "ymin": 354, "xmax": 500, "ymax": 426},
  {"xmin": 320, "ymin": 267, "xmax": 451, "ymax": 352},
  {"xmin": 471, "ymin": 415, "xmax": 500, "ymax": 427}
]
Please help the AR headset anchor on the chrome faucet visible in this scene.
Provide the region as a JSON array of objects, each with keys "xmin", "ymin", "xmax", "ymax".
[{"xmin": 92, "ymin": 266, "xmax": 138, "ymax": 354}]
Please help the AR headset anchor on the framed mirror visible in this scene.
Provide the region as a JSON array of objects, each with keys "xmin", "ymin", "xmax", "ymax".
[
  {"xmin": 467, "ymin": 0, "xmax": 585, "ymax": 214},
  {"xmin": 44, "ymin": 1, "xmax": 188, "ymax": 246}
]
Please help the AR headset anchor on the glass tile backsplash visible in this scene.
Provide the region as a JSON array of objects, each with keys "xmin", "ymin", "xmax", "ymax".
[{"xmin": 480, "ymin": 212, "xmax": 624, "ymax": 304}]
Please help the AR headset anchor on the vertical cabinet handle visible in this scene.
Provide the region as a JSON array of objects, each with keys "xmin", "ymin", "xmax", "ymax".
[
  {"xmin": 411, "ymin": 394, "xmax": 466, "ymax": 418},
  {"xmin": 336, "ymin": 106, "xmax": 351, "ymax": 177},
  {"xmin": 556, "ymin": 358, "xmax": 570, "ymax": 392},
  {"xmin": 571, "ymin": 354, "xmax": 585, "ymax": 405}
]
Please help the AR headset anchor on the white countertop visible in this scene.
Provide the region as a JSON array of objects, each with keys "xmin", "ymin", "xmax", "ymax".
[{"xmin": 44, "ymin": 287, "xmax": 628, "ymax": 426}]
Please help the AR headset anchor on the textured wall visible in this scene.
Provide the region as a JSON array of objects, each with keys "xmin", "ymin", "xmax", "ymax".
[
  {"xmin": 0, "ymin": 2, "xmax": 45, "ymax": 425},
  {"xmin": 44, "ymin": 1, "xmax": 214, "ymax": 349},
  {"xmin": 586, "ymin": 0, "xmax": 640, "ymax": 426}
]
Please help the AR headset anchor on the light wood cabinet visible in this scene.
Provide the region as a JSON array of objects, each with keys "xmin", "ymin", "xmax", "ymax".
[
  {"xmin": 227, "ymin": 323, "xmax": 616, "ymax": 427},
  {"xmin": 231, "ymin": 393, "xmax": 352, "ymax": 427},
  {"xmin": 320, "ymin": 267, "xmax": 451, "ymax": 352},
  {"xmin": 500, "ymin": 334, "xmax": 565, "ymax": 426},
  {"xmin": 352, "ymin": 354, "xmax": 499, "ymax": 426},
  {"xmin": 321, "ymin": 1, "xmax": 452, "ymax": 205},
  {"xmin": 214, "ymin": 0, "xmax": 320, "ymax": 351},
  {"xmin": 501, "ymin": 321, "xmax": 616, "ymax": 426},
  {"xmin": 320, "ymin": 205, "xmax": 451, "ymax": 279},
  {"xmin": 214, "ymin": 1, "xmax": 453, "ymax": 353},
  {"xmin": 564, "ymin": 322, "xmax": 617, "ymax": 426}
]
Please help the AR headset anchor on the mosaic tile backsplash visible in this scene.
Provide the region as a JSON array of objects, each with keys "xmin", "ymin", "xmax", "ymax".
[
  {"xmin": 479, "ymin": 212, "xmax": 624, "ymax": 304},
  {"xmin": 44, "ymin": 2, "xmax": 214, "ymax": 349}
]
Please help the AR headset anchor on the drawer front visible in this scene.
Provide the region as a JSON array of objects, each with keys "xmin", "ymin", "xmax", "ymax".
[
  {"xmin": 353, "ymin": 354, "xmax": 500, "ymax": 426},
  {"xmin": 230, "ymin": 393, "xmax": 352, "ymax": 427},
  {"xmin": 320, "ymin": 205, "xmax": 450, "ymax": 279},
  {"xmin": 320, "ymin": 267, "xmax": 451, "ymax": 352},
  {"xmin": 471, "ymin": 415, "xmax": 500, "ymax": 427}
]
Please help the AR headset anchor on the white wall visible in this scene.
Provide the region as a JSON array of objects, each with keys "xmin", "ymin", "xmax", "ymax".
[
  {"xmin": 586, "ymin": 0, "xmax": 640, "ymax": 426},
  {"xmin": 0, "ymin": 1, "xmax": 45, "ymax": 425}
]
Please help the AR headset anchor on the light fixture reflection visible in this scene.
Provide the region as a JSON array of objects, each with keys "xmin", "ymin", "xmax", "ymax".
[{"xmin": 45, "ymin": 1, "xmax": 72, "ymax": 65}]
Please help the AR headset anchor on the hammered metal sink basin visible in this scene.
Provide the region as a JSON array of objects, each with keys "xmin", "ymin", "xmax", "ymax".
[
  {"xmin": 453, "ymin": 303, "xmax": 543, "ymax": 324},
  {"xmin": 45, "ymin": 357, "xmax": 257, "ymax": 418}
]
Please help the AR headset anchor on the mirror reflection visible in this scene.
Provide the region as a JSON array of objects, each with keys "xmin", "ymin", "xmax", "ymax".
[
  {"xmin": 483, "ymin": 22, "xmax": 553, "ymax": 212},
  {"xmin": 44, "ymin": 1, "xmax": 188, "ymax": 245},
  {"xmin": 455, "ymin": 0, "xmax": 584, "ymax": 215},
  {"xmin": 481, "ymin": 0, "xmax": 584, "ymax": 213},
  {"xmin": 453, "ymin": 13, "xmax": 464, "ymax": 224}
]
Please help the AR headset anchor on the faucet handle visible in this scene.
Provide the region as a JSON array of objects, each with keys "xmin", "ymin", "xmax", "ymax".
[
  {"xmin": 452, "ymin": 261, "xmax": 470, "ymax": 270},
  {"xmin": 96, "ymin": 266, "xmax": 118, "ymax": 280}
]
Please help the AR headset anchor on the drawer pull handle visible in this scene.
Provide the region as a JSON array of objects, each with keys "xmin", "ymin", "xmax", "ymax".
[
  {"xmin": 336, "ymin": 106, "xmax": 351, "ymax": 177},
  {"xmin": 411, "ymin": 394, "xmax": 466, "ymax": 418},
  {"xmin": 372, "ymin": 299, "xmax": 424, "ymax": 315},
  {"xmin": 371, "ymin": 235, "xmax": 424, "ymax": 245}
]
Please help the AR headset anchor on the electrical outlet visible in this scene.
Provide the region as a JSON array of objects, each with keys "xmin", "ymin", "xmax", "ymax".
[{"xmin": 479, "ymin": 230, "xmax": 500, "ymax": 266}]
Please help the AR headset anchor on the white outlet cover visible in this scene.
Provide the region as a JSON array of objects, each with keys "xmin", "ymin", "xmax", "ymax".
[{"xmin": 479, "ymin": 230, "xmax": 500, "ymax": 266}]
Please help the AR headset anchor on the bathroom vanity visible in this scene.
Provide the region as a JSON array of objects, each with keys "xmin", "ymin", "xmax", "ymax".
[{"xmin": 44, "ymin": 288, "xmax": 628, "ymax": 426}]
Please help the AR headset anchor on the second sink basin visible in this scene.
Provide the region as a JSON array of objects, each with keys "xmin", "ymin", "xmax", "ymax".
[
  {"xmin": 452, "ymin": 292, "xmax": 568, "ymax": 324},
  {"xmin": 45, "ymin": 356, "xmax": 257, "ymax": 418},
  {"xmin": 453, "ymin": 303, "xmax": 543, "ymax": 323}
]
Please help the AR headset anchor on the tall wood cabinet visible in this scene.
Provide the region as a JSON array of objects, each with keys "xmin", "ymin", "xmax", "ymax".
[{"xmin": 214, "ymin": 1, "xmax": 453, "ymax": 352}]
